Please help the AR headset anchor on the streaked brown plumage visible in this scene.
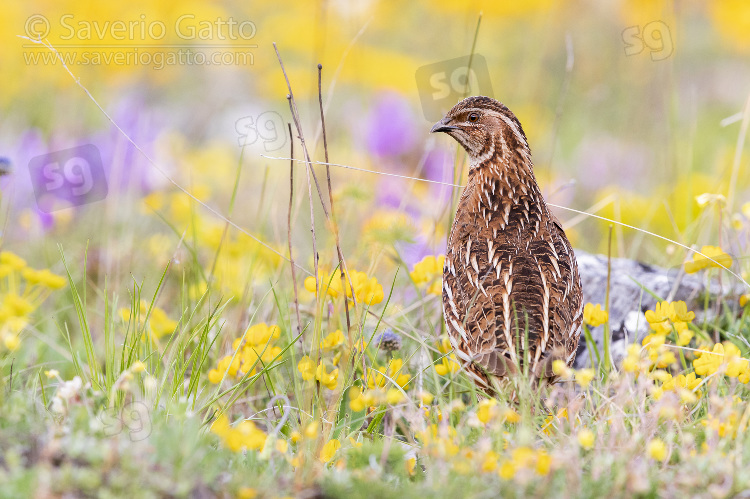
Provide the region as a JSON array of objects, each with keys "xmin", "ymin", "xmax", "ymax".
[{"xmin": 431, "ymin": 96, "xmax": 583, "ymax": 391}]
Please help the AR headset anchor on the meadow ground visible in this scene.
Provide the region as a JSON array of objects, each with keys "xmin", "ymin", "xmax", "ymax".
[{"xmin": 1, "ymin": 1, "xmax": 750, "ymax": 498}]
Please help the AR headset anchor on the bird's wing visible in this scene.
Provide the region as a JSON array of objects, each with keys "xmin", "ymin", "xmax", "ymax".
[{"xmin": 443, "ymin": 211, "xmax": 582, "ymax": 379}]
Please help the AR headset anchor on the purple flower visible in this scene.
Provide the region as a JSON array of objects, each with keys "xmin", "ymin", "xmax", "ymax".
[
  {"xmin": 373, "ymin": 330, "xmax": 402, "ymax": 352},
  {"xmin": 365, "ymin": 92, "xmax": 418, "ymax": 158}
]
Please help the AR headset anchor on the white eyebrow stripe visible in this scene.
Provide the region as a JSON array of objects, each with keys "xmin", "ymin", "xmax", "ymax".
[{"xmin": 458, "ymin": 107, "xmax": 528, "ymax": 148}]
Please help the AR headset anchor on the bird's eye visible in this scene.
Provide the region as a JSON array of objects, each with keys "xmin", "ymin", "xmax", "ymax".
[{"xmin": 468, "ymin": 113, "xmax": 479, "ymax": 123}]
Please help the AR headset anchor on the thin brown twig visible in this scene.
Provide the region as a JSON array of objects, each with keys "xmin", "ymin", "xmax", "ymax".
[
  {"xmin": 275, "ymin": 46, "xmax": 321, "ymax": 299},
  {"xmin": 288, "ymin": 123, "xmax": 302, "ymax": 339},
  {"xmin": 283, "ymin": 94, "xmax": 323, "ymax": 411},
  {"xmin": 317, "ymin": 63, "xmax": 354, "ymax": 339},
  {"xmin": 285, "ymin": 93, "xmax": 319, "ymax": 297},
  {"xmin": 274, "ymin": 45, "xmax": 328, "ymax": 418},
  {"xmin": 273, "ymin": 46, "xmax": 359, "ymax": 302},
  {"xmin": 274, "ymin": 45, "xmax": 366, "ymax": 393}
]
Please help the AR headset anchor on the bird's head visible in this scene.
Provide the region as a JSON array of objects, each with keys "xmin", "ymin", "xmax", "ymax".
[{"xmin": 430, "ymin": 96, "xmax": 530, "ymax": 164}]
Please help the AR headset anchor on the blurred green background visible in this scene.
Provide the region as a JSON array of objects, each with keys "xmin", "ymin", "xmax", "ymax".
[{"xmin": 1, "ymin": 0, "xmax": 749, "ymax": 287}]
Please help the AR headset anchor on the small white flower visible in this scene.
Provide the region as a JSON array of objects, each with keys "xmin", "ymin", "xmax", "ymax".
[
  {"xmin": 51, "ymin": 397, "xmax": 65, "ymax": 414},
  {"xmin": 695, "ymin": 193, "xmax": 725, "ymax": 208},
  {"xmin": 57, "ymin": 376, "xmax": 82, "ymax": 400}
]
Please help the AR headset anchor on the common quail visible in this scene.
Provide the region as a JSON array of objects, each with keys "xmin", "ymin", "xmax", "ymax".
[{"xmin": 431, "ymin": 96, "xmax": 583, "ymax": 390}]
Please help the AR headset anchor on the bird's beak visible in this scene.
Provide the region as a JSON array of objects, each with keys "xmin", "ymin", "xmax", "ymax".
[{"xmin": 430, "ymin": 117, "xmax": 457, "ymax": 133}]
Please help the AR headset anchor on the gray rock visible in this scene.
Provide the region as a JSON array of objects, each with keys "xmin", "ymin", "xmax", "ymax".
[{"xmin": 572, "ymin": 250, "xmax": 736, "ymax": 368}]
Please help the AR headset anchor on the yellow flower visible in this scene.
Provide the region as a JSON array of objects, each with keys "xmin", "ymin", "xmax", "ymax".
[
  {"xmin": 710, "ymin": 0, "xmax": 750, "ymax": 51},
  {"xmin": 741, "ymin": 294, "xmax": 749, "ymax": 307},
  {"xmin": 512, "ymin": 446, "xmax": 536, "ymax": 468},
  {"xmin": 418, "ymin": 391, "xmax": 434, "ymax": 405},
  {"xmin": 502, "ymin": 408, "xmax": 521, "ymax": 424},
  {"xmin": 208, "ymin": 355, "xmax": 241, "ymax": 384},
  {"xmin": 305, "ymin": 269, "xmax": 384, "ymax": 305},
  {"xmin": 304, "ymin": 274, "xmax": 337, "ymax": 298},
  {"xmin": 575, "ymin": 368, "xmax": 595, "ymax": 388},
  {"xmin": 240, "ymin": 343, "xmax": 282, "ymax": 374},
  {"xmin": 541, "ymin": 408, "xmax": 569, "ymax": 435},
  {"xmin": 583, "ymin": 303, "xmax": 608, "ymax": 327},
  {"xmin": 651, "ymin": 386, "xmax": 664, "ymax": 400},
  {"xmin": 500, "ymin": 446, "xmax": 552, "ymax": 476},
  {"xmin": 3, "ymin": 334, "xmax": 20, "ymax": 351},
  {"xmin": 654, "ymin": 348, "xmax": 677, "ymax": 369},
  {"xmin": 319, "ymin": 439, "xmax": 341, "ymax": 463},
  {"xmin": 650, "ymin": 369, "xmax": 671, "ymax": 383},
  {"xmin": 2, "ymin": 294, "xmax": 33, "ymax": 318},
  {"xmin": 648, "ymin": 438, "xmax": 667, "ymax": 461},
  {"xmin": 211, "ymin": 414, "xmax": 266, "ymax": 453},
  {"xmin": 684, "ymin": 246, "xmax": 732, "ymax": 273},
  {"xmin": 535, "ymin": 451, "xmax": 552, "ymax": 476},
  {"xmin": 703, "ymin": 411, "xmax": 740, "ymax": 438},
  {"xmin": 435, "ymin": 337, "xmax": 461, "ymax": 376},
  {"xmin": 669, "ymin": 372, "xmax": 701, "ymax": 392},
  {"xmin": 644, "ymin": 301, "xmax": 673, "ymax": 334},
  {"xmin": 367, "ymin": 358, "xmax": 411, "ymax": 389},
  {"xmin": 406, "ymin": 457, "xmax": 417, "ymax": 476},
  {"xmin": 275, "ymin": 439, "xmax": 288, "ymax": 454},
  {"xmin": 236, "ymin": 487, "xmax": 257, "ymax": 499},
  {"xmin": 130, "ymin": 361, "xmax": 147, "ymax": 373},
  {"xmin": 349, "ymin": 386, "xmax": 366, "ymax": 412},
  {"xmin": 679, "ymin": 389, "xmax": 697, "ymax": 404},
  {"xmin": 410, "ymin": 255, "xmax": 445, "ymax": 296},
  {"xmin": 348, "ymin": 270, "xmax": 385, "ymax": 305},
  {"xmin": 477, "ymin": 399, "xmax": 498, "ymax": 424},
  {"xmin": 693, "ymin": 343, "xmax": 738, "ymax": 377},
  {"xmin": 320, "ymin": 330, "xmax": 345, "ymax": 351},
  {"xmin": 386, "ymin": 388, "xmax": 404, "ymax": 405},
  {"xmin": 235, "ymin": 421, "xmax": 267, "ymax": 451},
  {"xmin": 642, "ymin": 334, "xmax": 667, "ymax": 355},
  {"xmin": 148, "ymin": 306, "xmax": 178, "ymax": 338},
  {"xmin": 244, "ymin": 323, "xmax": 281, "ymax": 347},
  {"xmin": 481, "ymin": 451, "xmax": 499, "ymax": 472},
  {"xmin": 668, "ymin": 301, "xmax": 695, "ymax": 323},
  {"xmin": 577, "ymin": 428, "xmax": 595, "ymax": 450},
  {"xmin": 676, "ymin": 328, "xmax": 694, "ymax": 347},
  {"xmin": 622, "ymin": 352, "xmax": 641, "ymax": 373},
  {"xmin": 119, "ymin": 301, "xmax": 178, "ymax": 340},
  {"xmin": 21, "ymin": 268, "xmax": 66, "ymax": 289},
  {"xmin": 297, "ymin": 356, "xmax": 316, "ymax": 380},
  {"xmin": 732, "ymin": 213, "xmax": 744, "ymax": 230},
  {"xmin": 44, "ymin": 370, "xmax": 60, "ymax": 379},
  {"xmin": 552, "ymin": 359, "xmax": 573, "ymax": 378},
  {"xmin": 316, "ymin": 363, "xmax": 339, "ymax": 390},
  {"xmin": 0, "ymin": 251, "xmax": 27, "ymax": 270},
  {"xmin": 435, "ymin": 354, "xmax": 461, "ymax": 376},
  {"xmin": 304, "ymin": 422, "xmax": 319, "ymax": 440},
  {"xmin": 723, "ymin": 343, "xmax": 750, "ymax": 381},
  {"xmin": 498, "ymin": 460, "xmax": 515, "ymax": 480}
]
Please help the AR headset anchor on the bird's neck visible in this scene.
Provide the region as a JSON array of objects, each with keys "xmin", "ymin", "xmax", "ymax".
[{"xmin": 465, "ymin": 150, "xmax": 544, "ymax": 213}]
